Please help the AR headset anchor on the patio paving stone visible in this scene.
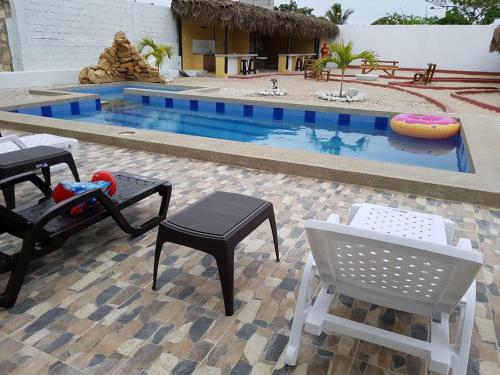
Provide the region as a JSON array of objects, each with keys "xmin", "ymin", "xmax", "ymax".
[{"xmin": 0, "ymin": 132, "xmax": 498, "ymax": 374}]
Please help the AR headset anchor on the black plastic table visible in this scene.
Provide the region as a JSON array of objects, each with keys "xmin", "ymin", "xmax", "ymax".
[
  {"xmin": 153, "ymin": 191, "xmax": 280, "ymax": 316},
  {"xmin": 0, "ymin": 146, "xmax": 80, "ymax": 208}
]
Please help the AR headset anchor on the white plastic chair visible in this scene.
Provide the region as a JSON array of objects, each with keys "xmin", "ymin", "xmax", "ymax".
[
  {"xmin": 0, "ymin": 133, "xmax": 78, "ymax": 155},
  {"xmin": 285, "ymin": 204, "xmax": 483, "ymax": 375},
  {"xmin": 0, "ymin": 133, "xmax": 79, "ymax": 172}
]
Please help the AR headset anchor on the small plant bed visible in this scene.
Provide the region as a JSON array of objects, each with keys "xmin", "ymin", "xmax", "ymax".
[
  {"xmin": 316, "ymin": 89, "xmax": 367, "ymax": 102},
  {"xmin": 257, "ymin": 78, "xmax": 287, "ymax": 96},
  {"xmin": 451, "ymin": 89, "xmax": 500, "ymax": 113}
]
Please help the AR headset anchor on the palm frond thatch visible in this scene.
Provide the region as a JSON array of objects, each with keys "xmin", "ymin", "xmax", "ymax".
[
  {"xmin": 171, "ymin": 0, "xmax": 339, "ymax": 39},
  {"xmin": 490, "ymin": 26, "xmax": 500, "ymax": 53}
]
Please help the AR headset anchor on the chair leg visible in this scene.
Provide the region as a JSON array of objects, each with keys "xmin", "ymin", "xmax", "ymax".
[
  {"xmin": 215, "ymin": 249, "xmax": 235, "ymax": 316},
  {"xmin": 267, "ymin": 207, "xmax": 280, "ymax": 262},
  {"xmin": 41, "ymin": 166, "xmax": 51, "ymax": 185},
  {"xmin": 66, "ymin": 157, "xmax": 80, "ymax": 182},
  {"xmin": 152, "ymin": 239, "xmax": 165, "ymax": 291},
  {"xmin": 450, "ymin": 281, "xmax": 476, "ymax": 375},
  {"xmin": 0, "ymin": 235, "xmax": 35, "ymax": 308},
  {"xmin": 2, "ymin": 185, "xmax": 15, "ymax": 209},
  {"xmin": 285, "ymin": 253, "xmax": 316, "ymax": 366}
]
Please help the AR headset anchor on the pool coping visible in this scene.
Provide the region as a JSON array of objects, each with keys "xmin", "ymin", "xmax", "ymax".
[{"xmin": 0, "ymin": 86, "xmax": 499, "ymax": 208}]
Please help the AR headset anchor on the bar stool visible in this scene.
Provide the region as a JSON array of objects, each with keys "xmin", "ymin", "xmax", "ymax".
[
  {"xmin": 295, "ymin": 57, "xmax": 303, "ymax": 72},
  {"xmin": 255, "ymin": 56, "xmax": 268, "ymax": 73},
  {"xmin": 240, "ymin": 59, "xmax": 248, "ymax": 75},
  {"xmin": 248, "ymin": 57, "xmax": 257, "ymax": 74}
]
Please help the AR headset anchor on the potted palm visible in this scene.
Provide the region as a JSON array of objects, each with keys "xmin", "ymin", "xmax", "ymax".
[
  {"xmin": 315, "ymin": 41, "xmax": 377, "ymax": 98},
  {"xmin": 137, "ymin": 37, "xmax": 173, "ymax": 71}
]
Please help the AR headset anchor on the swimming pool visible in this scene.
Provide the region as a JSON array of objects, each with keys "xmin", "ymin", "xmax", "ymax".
[
  {"xmin": 12, "ymin": 95, "xmax": 472, "ymax": 173},
  {"xmin": 63, "ymin": 83, "xmax": 195, "ymax": 101}
]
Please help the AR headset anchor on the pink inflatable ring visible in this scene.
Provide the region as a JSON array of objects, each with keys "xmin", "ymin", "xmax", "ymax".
[{"xmin": 390, "ymin": 114, "xmax": 460, "ymax": 139}]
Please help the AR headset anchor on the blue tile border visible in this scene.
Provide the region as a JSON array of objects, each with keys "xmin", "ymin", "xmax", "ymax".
[
  {"xmin": 304, "ymin": 110, "xmax": 316, "ymax": 123},
  {"xmin": 142, "ymin": 96, "xmax": 150, "ymax": 105},
  {"xmin": 190, "ymin": 100, "xmax": 199, "ymax": 111},
  {"xmin": 95, "ymin": 99, "xmax": 102, "ymax": 111},
  {"xmin": 374, "ymin": 116, "xmax": 388, "ymax": 130},
  {"xmin": 273, "ymin": 108, "xmax": 284, "ymax": 120},
  {"xmin": 70, "ymin": 102, "xmax": 80, "ymax": 115},
  {"xmin": 338, "ymin": 113, "xmax": 351, "ymax": 126},
  {"xmin": 41, "ymin": 105, "xmax": 52, "ymax": 117},
  {"xmin": 243, "ymin": 105, "xmax": 253, "ymax": 117},
  {"xmin": 216, "ymin": 102, "xmax": 225, "ymax": 114},
  {"xmin": 165, "ymin": 98, "xmax": 173, "ymax": 108}
]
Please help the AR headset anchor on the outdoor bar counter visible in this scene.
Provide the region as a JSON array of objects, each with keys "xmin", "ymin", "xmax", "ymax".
[
  {"xmin": 215, "ymin": 54, "xmax": 258, "ymax": 77},
  {"xmin": 278, "ymin": 53, "xmax": 316, "ymax": 72}
]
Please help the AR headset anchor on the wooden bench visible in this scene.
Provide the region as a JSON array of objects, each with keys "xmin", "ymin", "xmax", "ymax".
[{"xmin": 360, "ymin": 59, "xmax": 399, "ymax": 77}]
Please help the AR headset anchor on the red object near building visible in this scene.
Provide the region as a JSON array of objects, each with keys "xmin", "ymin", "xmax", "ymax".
[{"xmin": 320, "ymin": 43, "xmax": 330, "ymax": 57}]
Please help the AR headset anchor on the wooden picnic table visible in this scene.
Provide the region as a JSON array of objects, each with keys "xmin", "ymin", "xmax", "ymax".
[{"xmin": 361, "ymin": 59, "xmax": 399, "ymax": 77}]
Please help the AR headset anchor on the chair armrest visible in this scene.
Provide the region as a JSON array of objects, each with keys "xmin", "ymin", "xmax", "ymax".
[
  {"xmin": 444, "ymin": 219, "xmax": 455, "ymax": 246},
  {"xmin": 457, "ymin": 238, "xmax": 478, "ymax": 252},
  {"xmin": 348, "ymin": 204, "xmax": 362, "ymax": 223},
  {"xmin": 326, "ymin": 214, "xmax": 340, "ymax": 224},
  {"xmin": 32, "ymin": 188, "xmax": 108, "ymax": 232},
  {"xmin": 0, "ymin": 172, "xmax": 52, "ymax": 196}
]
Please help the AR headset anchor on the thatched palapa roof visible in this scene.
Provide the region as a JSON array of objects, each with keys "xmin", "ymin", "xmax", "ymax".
[
  {"xmin": 171, "ymin": 0, "xmax": 339, "ymax": 39},
  {"xmin": 490, "ymin": 26, "xmax": 500, "ymax": 53}
]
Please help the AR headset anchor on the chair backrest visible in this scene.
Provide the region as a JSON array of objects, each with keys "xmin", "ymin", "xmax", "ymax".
[
  {"xmin": 304, "ymin": 59, "xmax": 316, "ymax": 70},
  {"xmin": 305, "ymin": 220, "xmax": 483, "ymax": 316},
  {"xmin": 425, "ymin": 63, "xmax": 437, "ymax": 83}
]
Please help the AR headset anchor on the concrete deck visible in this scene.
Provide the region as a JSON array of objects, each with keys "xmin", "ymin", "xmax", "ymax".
[
  {"xmin": 0, "ymin": 134, "xmax": 498, "ymax": 375},
  {"xmin": 0, "ymin": 88, "xmax": 499, "ymax": 208}
]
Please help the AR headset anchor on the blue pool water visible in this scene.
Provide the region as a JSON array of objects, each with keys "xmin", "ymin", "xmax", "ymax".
[
  {"xmin": 63, "ymin": 83, "xmax": 191, "ymax": 101},
  {"xmin": 13, "ymin": 95, "xmax": 472, "ymax": 173}
]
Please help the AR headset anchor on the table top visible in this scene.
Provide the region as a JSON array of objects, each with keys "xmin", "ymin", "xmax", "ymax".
[
  {"xmin": 350, "ymin": 203, "xmax": 447, "ymax": 245},
  {"xmin": 0, "ymin": 146, "xmax": 69, "ymax": 168},
  {"xmin": 167, "ymin": 192, "xmax": 268, "ymax": 236}
]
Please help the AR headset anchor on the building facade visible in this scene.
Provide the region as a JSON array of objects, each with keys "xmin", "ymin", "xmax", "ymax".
[{"xmin": 0, "ymin": 0, "xmax": 12, "ymax": 71}]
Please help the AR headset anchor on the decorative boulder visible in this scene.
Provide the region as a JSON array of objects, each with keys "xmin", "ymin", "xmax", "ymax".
[{"xmin": 79, "ymin": 31, "xmax": 166, "ymax": 84}]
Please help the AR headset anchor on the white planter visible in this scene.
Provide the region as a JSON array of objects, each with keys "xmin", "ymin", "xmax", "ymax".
[{"xmin": 355, "ymin": 74, "xmax": 379, "ymax": 81}]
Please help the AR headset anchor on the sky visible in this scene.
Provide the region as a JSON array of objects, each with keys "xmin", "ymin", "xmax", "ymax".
[
  {"xmin": 136, "ymin": 0, "xmax": 446, "ymax": 25},
  {"xmin": 274, "ymin": 0, "xmax": 446, "ymax": 24}
]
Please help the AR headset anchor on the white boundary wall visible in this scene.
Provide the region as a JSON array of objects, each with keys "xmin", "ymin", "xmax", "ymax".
[
  {"xmin": 0, "ymin": 69, "xmax": 80, "ymax": 89},
  {"xmin": 6, "ymin": 0, "xmax": 180, "ymax": 72},
  {"xmin": 338, "ymin": 25, "xmax": 500, "ymax": 73}
]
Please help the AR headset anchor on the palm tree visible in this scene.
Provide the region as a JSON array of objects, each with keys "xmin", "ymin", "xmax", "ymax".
[
  {"xmin": 315, "ymin": 41, "xmax": 377, "ymax": 97},
  {"xmin": 325, "ymin": 3, "xmax": 354, "ymax": 24},
  {"xmin": 137, "ymin": 38, "xmax": 173, "ymax": 70}
]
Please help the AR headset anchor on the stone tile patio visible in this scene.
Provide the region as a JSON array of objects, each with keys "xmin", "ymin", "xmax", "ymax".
[{"xmin": 0, "ymin": 132, "xmax": 498, "ymax": 375}]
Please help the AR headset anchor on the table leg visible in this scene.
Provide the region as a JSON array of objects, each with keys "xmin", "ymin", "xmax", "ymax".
[
  {"xmin": 215, "ymin": 248, "xmax": 235, "ymax": 316},
  {"xmin": 2, "ymin": 186, "xmax": 15, "ymax": 209},
  {"xmin": 152, "ymin": 238, "xmax": 165, "ymax": 291},
  {"xmin": 267, "ymin": 206, "xmax": 280, "ymax": 262}
]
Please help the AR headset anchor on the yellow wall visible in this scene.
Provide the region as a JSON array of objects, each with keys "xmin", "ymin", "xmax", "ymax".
[
  {"xmin": 215, "ymin": 56, "xmax": 227, "ymax": 78},
  {"xmin": 278, "ymin": 56, "xmax": 287, "ymax": 72},
  {"xmin": 182, "ymin": 18, "xmax": 250, "ymax": 72},
  {"xmin": 230, "ymin": 29, "xmax": 250, "ymax": 54},
  {"xmin": 291, "ymin": 37, "xmax": 315, "ymax": 54},
  {"xmin": 181, "ymin": 18, "xmax": 215, "ymax": 70}
]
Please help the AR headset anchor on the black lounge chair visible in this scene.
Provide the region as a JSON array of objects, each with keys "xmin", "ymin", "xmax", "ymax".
[
  {"xmin": 0, "ymin": 171, "xmax": 172, "ymax": 308},
  {"xmin": 0, "ymin": 145, "xmax": 80, "ymax": 209}
]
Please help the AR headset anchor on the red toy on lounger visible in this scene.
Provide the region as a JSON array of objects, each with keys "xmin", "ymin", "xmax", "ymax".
[{"xmin": 52, "ymin": 170, "xmax": 117, "ymax": 215}]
